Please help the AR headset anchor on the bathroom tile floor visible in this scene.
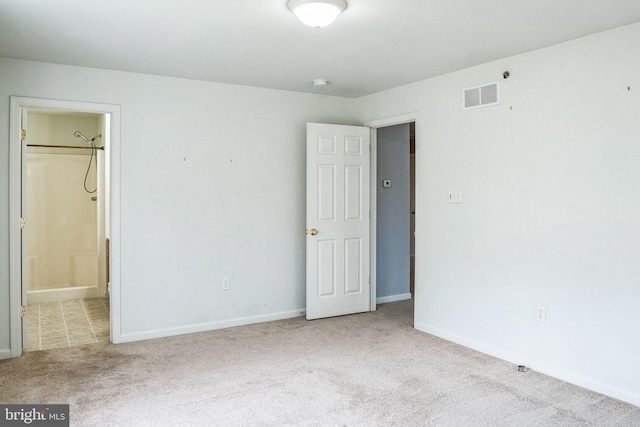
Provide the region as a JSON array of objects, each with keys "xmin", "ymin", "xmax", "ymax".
[{"xmin": 25, "ymin": 298, "xmax": 110, "ymax": 352}]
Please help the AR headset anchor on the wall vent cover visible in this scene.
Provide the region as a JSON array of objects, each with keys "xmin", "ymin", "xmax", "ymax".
[{"xmin": 463, "ymin": 82, "xmax": 499, "ymax": 110}]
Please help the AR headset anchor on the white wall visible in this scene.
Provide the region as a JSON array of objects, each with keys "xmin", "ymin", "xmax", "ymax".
[
  {"xmin": 0, "ymin": 58, "xmax": 357, "ymax": 351},
  {"xmin": 356, "ymin": 23, "xmax": 640, "ymax": 406},
  {"xmin": 376, "ymin": 124, "xmax": 410, "ymax": 300}
]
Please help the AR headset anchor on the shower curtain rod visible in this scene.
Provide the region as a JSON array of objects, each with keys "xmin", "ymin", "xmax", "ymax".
[{"xmin": 27, "ymin": 144, "xmax": 105, "ymax": 150}]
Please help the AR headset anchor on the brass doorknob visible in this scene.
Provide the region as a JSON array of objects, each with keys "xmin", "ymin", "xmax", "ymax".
[{"xmin": 309, "ymin": 228, "xmax": 318, "ymax": 236}]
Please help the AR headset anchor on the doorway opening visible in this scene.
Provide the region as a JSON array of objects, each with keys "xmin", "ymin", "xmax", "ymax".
[
  {"xmin": 375, "ymin": 123, "xmax": 415, "ymax": 301},
  {"xmin": 9, "ymin": 97, "xmax": 122, "ymax": 358},
  {"xmin": 367, "ymin": 113, "xmax": 419, "ymax": 325},
  {"xmin": 23, "ymin": 110, "xmax": 109, "ymax": 351}
]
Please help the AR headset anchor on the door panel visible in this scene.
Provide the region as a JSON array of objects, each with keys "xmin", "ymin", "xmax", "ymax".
[
  {"xmin": 317, "ymin": 165, "xmax": 336, "ymax": 221},
  {"xmin": 344, "ymin": 166, "xmax": 362, "ymax": 220},
  {"xmin": 306, "ymin": 123, "xmax": 370, "ymax": 320},
  {"xmin": 344, "ymin": 238, "xmax": 362, "ymax": 294},
  {"xmin": 317, "ymin": 240, "xmax": 336, "ymax": 297}
]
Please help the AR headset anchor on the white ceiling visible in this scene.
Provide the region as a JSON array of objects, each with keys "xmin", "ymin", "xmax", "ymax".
[{"xmin": 2, "ymin": 0, "xmax": 640, "ymax": 98}]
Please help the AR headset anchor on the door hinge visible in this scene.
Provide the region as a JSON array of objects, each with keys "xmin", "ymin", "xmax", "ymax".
[
  {"xmin": 21, "ymin": 129, "xmax": 26, "ymax": 141},
  {"xmin": 21, "ymin": 306, "xmax": 27, "ymax": 317},
  {"xmin": 20, "ymin": 217, "xmax": 26, "ymax": 229}
]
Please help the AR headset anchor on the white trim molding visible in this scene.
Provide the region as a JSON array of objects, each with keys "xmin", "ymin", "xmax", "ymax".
[
  {"xmin": 8, "ymin": 96, "xmax": 122, "ymax": 359},
  {"xmin": 416, "ymin": 322, "xmax": 640, "ymax": 408},
  {"xmin": 365, "ymin": 112, "xmax": 420, "ymax": 129},
  {"xmin": 376, "ymin": 293, "xmax": 412, "ymax": 305},
  {"xmin": 120, "ymin": 309, "xmax": 305, "ymax": 343}
]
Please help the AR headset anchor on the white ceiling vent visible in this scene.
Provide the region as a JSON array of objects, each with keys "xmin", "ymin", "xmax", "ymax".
[{"xmin": 463, "ymin": 82, "xmax": 499, "ymax": 110}]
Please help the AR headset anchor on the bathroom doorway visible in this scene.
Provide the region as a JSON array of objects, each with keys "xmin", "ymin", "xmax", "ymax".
[
  {"xmin": 22, "ymin": 110, "xmax": 110, "ymax": 351},
  {"xmin": 9, "ymin": 96, "xmax": 122, "ymax": 357}
]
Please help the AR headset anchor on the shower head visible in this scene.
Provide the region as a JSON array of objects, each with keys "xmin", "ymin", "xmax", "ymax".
[
  {"xmin": 74, "ymin": 131, "xmax": 102, "ymax": 143},
  {"xmin": 74, "ymin": 131, "xmax": 91, "ymax": 143}
]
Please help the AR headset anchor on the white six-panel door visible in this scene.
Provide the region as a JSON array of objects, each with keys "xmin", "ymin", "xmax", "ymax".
[{"xmin": 306, "ymin": 123, "xmax": 371, "ymax": 320}]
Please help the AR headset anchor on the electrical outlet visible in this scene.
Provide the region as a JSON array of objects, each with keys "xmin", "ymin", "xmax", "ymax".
[
  {"xmin": 537, "ymin": 306, "xmax": 546, "ymax": 323},
  {"xmin": 222, "ymin": 277, "xmax": 230, "ymax": 291},
  {"xmin": 448, "ymin": 190, "xmax": 463, "ymax": 204}
]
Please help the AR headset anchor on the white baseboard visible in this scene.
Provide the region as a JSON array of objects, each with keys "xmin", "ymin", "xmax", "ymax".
[
  {"xmin": 415, "ymin": 321, "xmax": 640, "ymax": 408},
  {"xmin": 120, "ymin": 309, "xmax": 305, "ymax": 343},
  {"xmin": 28, "ymin": 285, "xmax": 99, "ymax": 304},
  {"xmin": 376, "ymin": 293, "xmax": 412, "ymax": 304}
]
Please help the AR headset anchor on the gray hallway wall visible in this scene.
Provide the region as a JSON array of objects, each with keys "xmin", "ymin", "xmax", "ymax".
[{"xmin": 376, "ymin": 123, "xmax": 410, "ymax": 300}]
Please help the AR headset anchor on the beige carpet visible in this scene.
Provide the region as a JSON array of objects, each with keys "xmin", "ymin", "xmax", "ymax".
[{"xmin": 1, "ymin": 300, "xmax": 638, "ymax": 426}]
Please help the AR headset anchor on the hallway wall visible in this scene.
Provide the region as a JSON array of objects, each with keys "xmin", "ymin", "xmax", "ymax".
[{"xmin": 376, "ymin": 124, "xmax": 410, "ymax": 301}]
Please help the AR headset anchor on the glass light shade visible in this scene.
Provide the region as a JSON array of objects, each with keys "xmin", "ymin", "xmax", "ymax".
[{"xmin": 288, "ymin": 0, "xmax": 347, "ymax": 28}]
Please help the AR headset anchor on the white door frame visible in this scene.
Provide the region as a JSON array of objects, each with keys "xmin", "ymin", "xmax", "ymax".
[
  {"xmin": 365, "ymin": 113, "xmax": 420, "ymax": 315},
  {"xmin": 9, "ymin": 96, "xmax": 122, "ymax": 357}
]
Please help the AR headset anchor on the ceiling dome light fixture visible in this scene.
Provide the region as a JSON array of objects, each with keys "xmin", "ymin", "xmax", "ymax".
[
  {"xmin": 287, "ymin": 0, "xmax": 347, "ymax": 28},
  {"xmin": 313, "ymin": 79, "xmax": 329, "ymax": 86}
]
